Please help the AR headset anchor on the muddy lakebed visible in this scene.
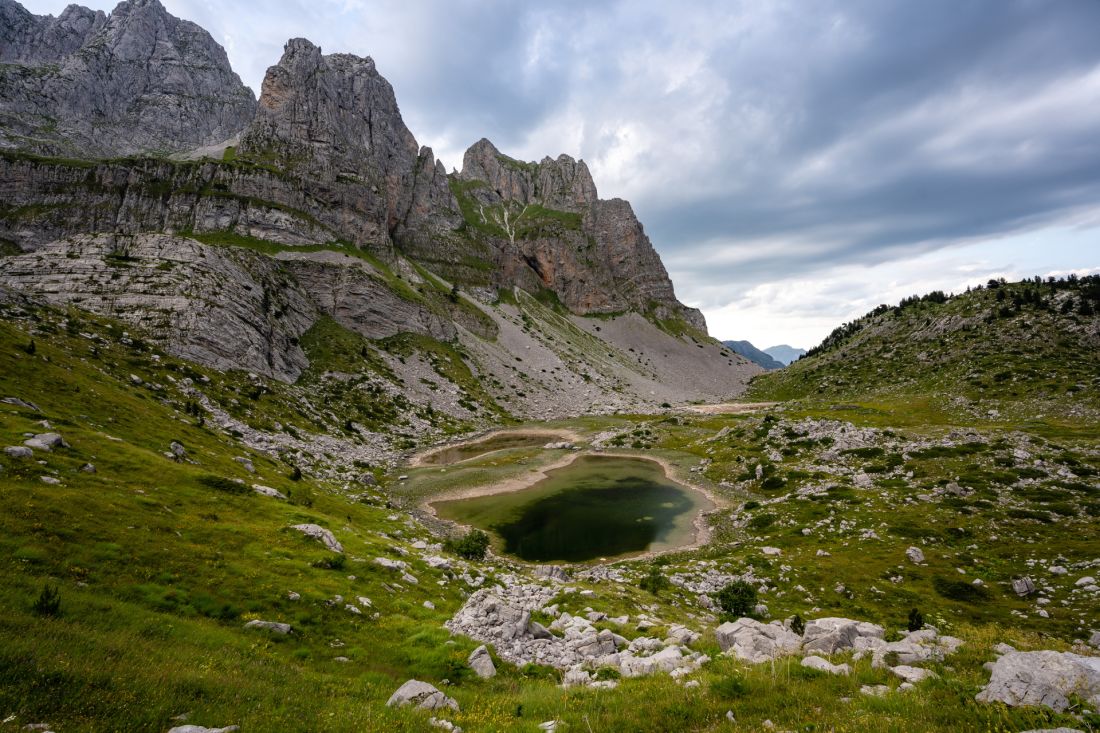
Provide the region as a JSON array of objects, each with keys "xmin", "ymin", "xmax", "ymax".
[
  {"xmin": 430, "ymin": 454, "xmax": 712, "ymax": 563},
  {"xmin": 415, "ymin": 430, "xmax": 572, "ymax": 466}
]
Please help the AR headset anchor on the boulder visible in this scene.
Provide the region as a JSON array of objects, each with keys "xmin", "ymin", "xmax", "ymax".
[
  {"xmin": 252, "ymin": 484, "xmax": 287, "ymax": 500},
  {"xmin": 869, "ymin": 628, "xmax": 963, "ymax": 668},
  {"xmin": 534, "ymin": 565, "xmax": 571, "ymax": 582},
  {"xmin": 1013, "ymin": 577, "xmax": 1037, "ymax": 597},
  {"xmin": 4, "ymin": 446, "xmax": 33, "ymax": 458},
  {"xmin": 24, "ymin": 433, "xmax": 66, "ymax": 451},
  {"xmin": 716, "ymin": 618, "xmax": 801, "ymax": 663},
  {"xmin": 891, "ymin": 665, "xmax": 936, "ymax": 684},
  {"xmin": 291, "ymin": 523, "xmax": 343, "ymax": 553},
  {"xmin": 468, "ymin": 645, "xmax": 496, "ymax": 679},
  {"xmin": 801, "ymin": 656, "xmax": 850, "ymax": 675},
  {"xmin": 976, "ymin": 650, "xmax": 1100, "ymax": 712},
  {"xmin": 905, "ymin": 546, "xmax": 925, "ymax": 564},
  {"xmin": 167, "ymin": 727, "xmax": 240, "ymax": 733},
  {"xmin": 386, "ymin": 679, "xmax": 459, "ymax": 711},
  {"xmin": 802, "ymin": 617, "xmax": 884, "ymax": 655},
  {"xmin": 244, "ymin": 620, "xmax": 291, "ymax": 635}
]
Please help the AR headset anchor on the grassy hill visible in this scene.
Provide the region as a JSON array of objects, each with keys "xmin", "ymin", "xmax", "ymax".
[
  {"xmin": 1, "ymin": 288, "xmax": 1098, "ymax": 732},
  {"xmin": 748, "ymin": 276, "xmax": 1100, "ymax": 422}
]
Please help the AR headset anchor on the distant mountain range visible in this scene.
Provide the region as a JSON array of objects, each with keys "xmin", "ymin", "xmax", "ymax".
[
  {"xmin": 721, "ymin": 340, "xmax": 785, "ymax": 370},
  {"xmin": 763, "ymin": 344, "xmax": 806, "ymax": 365}
]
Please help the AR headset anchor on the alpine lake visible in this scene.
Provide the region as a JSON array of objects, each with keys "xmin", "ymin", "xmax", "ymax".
[{"xmin": 430, "ymin": 454, "xmax": 711, "ymax": 563}]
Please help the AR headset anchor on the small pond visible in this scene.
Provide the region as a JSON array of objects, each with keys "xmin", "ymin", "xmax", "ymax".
[
  {"xmin": 417, "ymin": 432, "xmax": 566, "ymax": 466},
  {"xmin": 431, "ymin": 455, "xmax": 709, "ymax": 562}
]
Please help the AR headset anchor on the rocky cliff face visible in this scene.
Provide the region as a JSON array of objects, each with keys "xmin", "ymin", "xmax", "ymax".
[
  {"xmin": 452, "ymin": 138, "xmax": 706, "ymax": 330},
  {"xmin": 240, "ymin": 38, "xmax": 459, "ymax": 252},
  {"xmin": 0, "ymin": 0, "xmax": 255, "ymax": 157},
  {"xmin": 0, "ymin": 3, "xmax": 749, "ymax": 411},
  {"xmin": 0, "ymin": 233, "xmax": 456, "ymax": 380}
]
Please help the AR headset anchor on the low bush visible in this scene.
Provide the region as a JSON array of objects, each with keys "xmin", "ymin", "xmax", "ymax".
[
  {"xmin": 32, "ymin": 584, "xmax": 61, "ymax": 617},
  {"xmin": 445, "ymin": 529, "xmax": 490, "ymax": 560},
  {"xmin": 933, "ymin": 576, "xmax": 991, "ymax": 603},
  {"xmin": 715, "ymin": 580, "xmax": 757, "ymax": 619}
]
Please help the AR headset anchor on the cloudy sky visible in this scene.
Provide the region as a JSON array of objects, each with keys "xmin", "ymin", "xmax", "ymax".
[{"xmin": 25, "ymin": 0, "xmax": 1100, "ymax": 348}]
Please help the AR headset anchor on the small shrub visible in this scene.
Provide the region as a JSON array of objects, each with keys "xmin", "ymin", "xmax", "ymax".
[
  {"xmin": 933, "ymin": 576, "xmax": 991, "ymax": 603},
  {"xmin": 197, "ymin": 475, "xmax": 248, "ymax": 494},
  {"xmin": 907, "ymin": 608, "xmax": 924, "ymax": 632},
  {"xmin": 748, "ymin": 512, "xmax": 776, "ymax": 530},
  {"xmin": 22, "ymin": 339, "xmax": 36, "ymax": 355},
  {"xmin": 639, "ymin": 565, "xmax": 670, "ymax": 595},
  {"xmin": 32, "ymin": 583, "xmax": 61, "ymax": 617},
  {"xmin": 290, "ymin": 465, "xmax": 303, "ymax": 481},
  {"xmin": 715, "ymin": 580, "xmax": 757, "ymax": 619},
  {"xmin": 311, "ymin": 554, "xmax": 347, "ymax": 571},
  {"xmin": 790, "ymin": 613, "xmax": 805, "ymax": 635},
  {"xmin": 594, "ymin": 666, "xmax": 621, "ymax": 681},
  {"xmin": 445, "ymin": 529, "xmax": 490, "ymax": 560},
  {"xmin": 710, "ymin": 674, "xmax": 749, "ymax": 699}
]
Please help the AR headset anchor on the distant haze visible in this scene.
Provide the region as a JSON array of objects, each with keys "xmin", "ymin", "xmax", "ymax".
[
  {"xmin": 21, "ymin": 0, "xmax": 1100, "ymax": 347},
  {"xmin": 763, "ymin": 345, "xmax": 806, "ymax": 366}
]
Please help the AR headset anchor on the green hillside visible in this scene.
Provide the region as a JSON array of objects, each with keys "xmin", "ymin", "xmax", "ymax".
[{"xmin": 748, "ymin": 276, "xmax": 1100, "ymax": 422}]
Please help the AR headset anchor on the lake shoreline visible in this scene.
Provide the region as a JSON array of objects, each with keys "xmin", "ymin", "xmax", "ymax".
[
  {"xmin": 408, "ymin": 426, "xmax": 582, "ymax": 468},
  {"xmin": 420, "ymin": 450, "xmax": 725, "ymax": 564}
]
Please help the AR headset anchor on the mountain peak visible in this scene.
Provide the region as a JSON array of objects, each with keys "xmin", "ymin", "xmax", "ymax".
[
  {"xmin": 0, "ymin": 0, "xmax": 254, "ymax": 156},
  {"xmin": 459, "ymin": 139, "xmax": 598, "ymax": 212}
]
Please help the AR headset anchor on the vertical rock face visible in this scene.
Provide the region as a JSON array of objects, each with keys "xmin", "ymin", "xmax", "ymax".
[
  {"xmin": 239, "ymin": 38, "xmax": 458, "ymax": 250},
  {"xmin": 0, "ymin": 2, "xmax": 107, "ymax": 63},
  {"xmin": 454, "ymin": 138, "xmax": 706, "ymax": 331},
  {"xmin": 0, "ymin": 0, "xmax": 256, "ymax": 157},
  {"xmin": 460, "ymin": 138, "xmax": 598, "ymax": 212}
]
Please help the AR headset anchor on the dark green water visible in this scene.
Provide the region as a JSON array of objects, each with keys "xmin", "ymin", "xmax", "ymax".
[
  {"xmin": 419, "ymin": 432, "xmax": 562, "ymax": 466},
  {"xmin": 432, "ymin": 455, "xmax": 707, "ymax": 562}
]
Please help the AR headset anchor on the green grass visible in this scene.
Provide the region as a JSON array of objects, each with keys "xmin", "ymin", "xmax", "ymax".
[{"xmin": 1, "ymin": 277, "xmax": 1098, "ymax": 731}]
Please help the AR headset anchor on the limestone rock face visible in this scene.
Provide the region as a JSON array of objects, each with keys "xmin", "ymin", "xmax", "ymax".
[
  {"xmin": 453, "ymin": 138, "xmax": 705, "ymax": 331},
  {"xmin": 801, "ymin": 617, "xmax": 884, "ymax": 655},
  {"xmin": 976, "ymin": 650, "xmax": 1100, "ymax": 712},
  {"xmin": 239, "ymin": 38, "xmax": 457, "ymax": 251},
  {"xmin": 716, "ymin": 618, "xmax": 801, "ymax": 663},
  {"xmin": 460, "ymin": 138, "xmax": 598, "ymax": 213},
  {"xmin": 0, "ymin": 2, "xmax": 106, "ymax": 63},
  {"xmin": 0, "ymin": 233, "xmax": 455, "ymax": 381},
  {"xmin": 0, "ymin": 0, "xmax": 256, "ymax": 157},
  {"xmin": 0, "ymin": 233, "xmax": 315, "ymax": 380}
]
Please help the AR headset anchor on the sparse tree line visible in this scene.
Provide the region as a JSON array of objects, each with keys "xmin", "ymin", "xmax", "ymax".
[{"xmin": 805, "ymin": 274, "xmax": 1100, "ymax": 358}]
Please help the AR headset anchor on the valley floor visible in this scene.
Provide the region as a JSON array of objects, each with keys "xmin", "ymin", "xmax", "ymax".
[{"xmin": 1, "ymin": 307, "xmax": 1098, "ymax": 733}]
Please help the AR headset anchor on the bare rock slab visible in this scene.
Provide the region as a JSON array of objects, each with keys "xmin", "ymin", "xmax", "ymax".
[
  {"xmin": 386, "ymin": 679, "xmax": 459, "ymax": 711},
  {"xmin": 976, "ymin": 650, "xmax": 1100, "ymax": 712}
]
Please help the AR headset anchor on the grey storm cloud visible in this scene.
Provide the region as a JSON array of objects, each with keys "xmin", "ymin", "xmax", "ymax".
[{"xmin": 21, "ymin": 0, "xmax": 1100, "ymax": 312}]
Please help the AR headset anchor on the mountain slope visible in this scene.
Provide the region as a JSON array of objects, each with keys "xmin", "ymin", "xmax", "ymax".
[
  {"xmin": 748, "ymin": 277, "xmax": 1100, "ymax": 420},
  {"xmin": 722, "ymin": 339, "xmax": 784, "ymax": 370},
  {"xmin": 0, "ymin": 13, "xmax": 755, "ymax": 415},
  {"xmin": 0, "ymin": 0, "xmax": 256, "ymax": 157}
]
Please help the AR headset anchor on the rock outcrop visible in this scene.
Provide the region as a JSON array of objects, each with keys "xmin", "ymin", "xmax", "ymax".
[
  {"xmin": 715, "ymin": 618, "xmax": 801, "ymax": 663},
  {"xmin": 0, "ymin": 233, "xmax": 454, "ymax": 381},
  {"xmin": 451, "ymin": 138, "xmax": 705, "ymax": 330},
  {"xmin": 0, "ymin": 233, "xmax": 315, "ymax": 380},
  {"xmin": 386, "ymin": 679, "xmax": 458, "ymax": 711},
  {"xmin": 976, "ymin": 650, "xmax": 1100, "ymax": 712},
  {"xmin": 0, "ymin": 0, "xmax": 255, "ymax": 157}
]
